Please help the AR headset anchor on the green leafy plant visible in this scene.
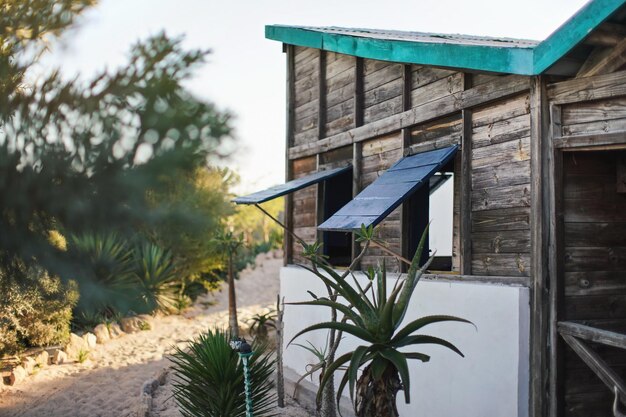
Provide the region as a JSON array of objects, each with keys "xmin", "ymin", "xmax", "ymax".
[
  {"xmin": 247, "ymin": 310, "xmax": 277, "ymax": 343},
  {"xmin": 69, "ymin": 232, "xmax": 137, "ymax": 316},
  {"xmin": 77, "ymin": 348, "xmax": 90, "ymax": 364},
  {"xmin": 290, "ymin": 227, "xmax": 473, "ymax": 417},
  {"xmin": 133, "ymin": 242, "xmax": 179, "ymax": 314},
  {"xmin": 170, "ymin": 329, "xmax": 276, "ymax": 417}
]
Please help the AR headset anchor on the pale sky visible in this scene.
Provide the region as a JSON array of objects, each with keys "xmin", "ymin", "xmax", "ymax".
[{"xmin": 40, "ymin": 0, "xmax": 588, "ymax": 193}]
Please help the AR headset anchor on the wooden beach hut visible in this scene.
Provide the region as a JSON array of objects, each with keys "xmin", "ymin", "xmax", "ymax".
[{"xmin": 236, "ymin": 0, "xmax": 626, "ymax": 415}]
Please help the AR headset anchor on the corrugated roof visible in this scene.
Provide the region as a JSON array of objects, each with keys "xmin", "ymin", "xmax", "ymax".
[
  {"xmin": 292, "ymin": 26, "xmax": 539, "ymax": 49},
  {"xmin": 266, "ymin": 0, "xmax": 626, "ymax": 75}
]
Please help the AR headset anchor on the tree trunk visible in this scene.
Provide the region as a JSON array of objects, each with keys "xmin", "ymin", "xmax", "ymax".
[
  {"xmin": 355, "ymin": 363, "xmax": 401, "ymax": 417},
  {"xmin": 319, "ymin": 366, "xmax": 337, "ymax": 417},
  {"xmin": 228, "ymin": 251, "xmax": 239, "ymax": 338}
]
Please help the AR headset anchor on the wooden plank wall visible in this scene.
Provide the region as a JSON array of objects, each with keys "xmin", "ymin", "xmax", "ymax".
[
  {"xmin": 291, "ymin": 155, "xmax": 318, "ymax": 263},
  {"xmin": 557, "ymin": 96, "xmax": 626, "ymax": 416},
  {"xmin": 325, "ymin": 52, "xmax": 356, "ymax": 136},
  {"xmin": 359, "ymin": 132, "xmax": 404, "ymax": 271},
  {"xmin": 363, "ymin": 60, "xmax": 404, "ymax": 124},
  {"xmin": 293, "ymin": 46, "xmax": 320, "ymax": 146},
  {"xmin": 470, "ymin": 93, "xmax": 532, "ymax": 277},
  {"xmin": 409, "ymin": 115, "xmax": 463, "ymax": 272},
  {"xmin": 289, "ymin": 46, "xmax": 536, "ymax": 278},
  {"xmin": 560, "ymin": 150, "xmax": 626, "ymax": 417}
]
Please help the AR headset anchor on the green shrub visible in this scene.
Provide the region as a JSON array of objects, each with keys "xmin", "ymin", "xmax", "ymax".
[
  {"xmin": 171, "ymin": 329, "xmax": 276, "ymax": 417},
  {"xmin": 133, "ymin": 242, "xmax": 179, "ymax": 314},
  {"xmin": 0, "ymin": 266, "xmax": 79, "ymax": 356},
  {"xmin": 69, "ymin": 232, "xmax": 137, "ymax": 316}
]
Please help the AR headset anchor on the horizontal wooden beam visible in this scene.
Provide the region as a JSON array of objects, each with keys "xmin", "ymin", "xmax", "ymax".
[
  {"xmin": 288, "ymin": 75, "xmax": 529, "ymax": 160},
  {"xmin": 577, "ymin": 38, "xmax": 626, "ymax": 79},
  {"xmin": 547, "ymin": 69, "xmax": 626, "ymax": 105},
  {"xmin": 561, "ymin": 334, "xmax": 626, "ymax": 403},
  {"xmin": 553, "ymin": 130, "xmax": 626, "ymax": 149},
  {"xmin": 558, "ymin": 321, "xmax": 626, "ymax": 350},
  {"xmin": 421, "ymin": 273, "xmax": 531, "ymax": 287}
]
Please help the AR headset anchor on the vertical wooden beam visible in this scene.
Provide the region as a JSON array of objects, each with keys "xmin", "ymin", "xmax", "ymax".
[
  {"xmin": 460, "ymin": 73, "xmax": 473, "ymax": 275},
  {"xmin": 352, "ymin": 57, "xmax": 364, "ymax": 264},
  {"xmin": 354, "ymin": 57, "xmax": 364, "ymax": 128},
  {"xmin": 284, "ymin": 44, "xmax": 295, "ymax": 266},
  {"xmin": 529, "ymin": 75, "xmax": 550, "ymax": 417},
  {"xmin": 548, "ymin": 104, "xmax": 563, "ymax": 417},
  {"xmin": 316, "ymin": 153, "xmax": 325, "ymax": 246},
  {"xmin": 318, "ymin": 50, "xmax": 327, "ymax": 140},
  {"xmin": 401, "ymin": 64, "xmax": 412, "ymax": 269},
  {"xmin": 460, "ymin": 108, "xmax": 473, "ymax": 275}
]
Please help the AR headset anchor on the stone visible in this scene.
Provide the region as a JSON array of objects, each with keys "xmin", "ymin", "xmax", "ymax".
[
  {"xmin": 108, "ymin": 322, "xmax": 124, "ymax": 338},
  {"xmin": 21, "ymin": 357, "xmax": 36, "ymax": 374},
  {"xmin": 51, "ymin": 349, "xmax": 67, "ymax": 365},
  {"xmin": 93, "ymin": 324, "xmax": 111, "ymax": 344},
  {"xmin": 8, "ymin": 366, "xmax": 27, "ymax": 385},
  {"xmin": 34, "ymin": 350, "xmax": 49, "ymax": 367},
  {"xmin": 121, "ymin": 316, "xmax": 151, "ymax": 333},
  {"xmin": 136, "ymin": 315, "xmax": 154, "ymax": 331},
  {"xmin": 83, "ymin": 332, "xmax": 97, "ymax": 349},
  {"xmin": 65, "ymin": 332, "xmax": 88, "ymax": 359}
]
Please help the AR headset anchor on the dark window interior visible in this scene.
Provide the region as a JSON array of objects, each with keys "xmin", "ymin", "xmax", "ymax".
[
  {"xmin": 322, "ymin": 169, "xmax": 353, "ymax": 266},
  {"xmin": 404, "ymin": 159, "xmax": 454, "ymax": 271}
]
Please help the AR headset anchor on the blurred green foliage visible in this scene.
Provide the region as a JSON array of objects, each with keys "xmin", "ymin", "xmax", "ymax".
[{"xmin": 0, "ymin": 0, "xmax": 244, "ymax": 354}]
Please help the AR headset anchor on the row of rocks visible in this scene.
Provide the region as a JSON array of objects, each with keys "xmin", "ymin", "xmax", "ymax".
[{"xmin": 4, "ymin": 314, "xmax": 155, "ymax": 386}]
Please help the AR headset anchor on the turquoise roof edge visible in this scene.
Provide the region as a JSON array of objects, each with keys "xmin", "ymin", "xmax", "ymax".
[
  {"xmin": 265, "ymin": 0, "xmax": 626, "ymax": 76},
  {"xmin": 533, "ymin": 0, "xmax": 625, "ymax": 73}
]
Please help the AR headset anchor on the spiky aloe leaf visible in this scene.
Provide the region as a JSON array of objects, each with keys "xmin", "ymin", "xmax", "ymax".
[
  {"xmin": 316, "ymin": 351, "xmax": 354, "ymax": 405},
  {"xmin": 404, "ymin": 352, "xmax": 431, "ymax": 362},
  {"xmin": 395, "ymin": 335, "xmax": 465, "ymax": 357},
  {"xmin": 287, "ymin": 299, "xmax": 365, "ymax": 328},
  {"xmin": 392, "ymin": 315, "xmax": 474, "ymax": 344},
  {"xmin": 289, "ymin": 321, "xmax": 376, "ymax": 347},
  {"xmin": 379, "ymin": 348, "xmax": 411, "ymax": 403},
  {"xmin": 348, "ymin": 345, "xmax": 369, "ymax": 405}
]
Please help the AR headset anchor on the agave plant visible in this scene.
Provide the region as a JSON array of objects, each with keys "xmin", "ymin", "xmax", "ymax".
[
  {"xmin": 133, "ymin": 241, "xmax": 180, "ymax": 313},
  {"xmin": 69, "ymin": 232, "xmax": 137, "ymax": 315},
  {"xmin": 171, "ymin": 328, "xmax": 276, "ymax": 417},
  {"xmin": 289, "ymin": 227, "xmax": 473, "ymax": 417}
]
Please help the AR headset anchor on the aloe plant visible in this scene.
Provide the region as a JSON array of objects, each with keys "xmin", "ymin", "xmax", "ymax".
[{"xmin": 289, "ymin": 226, "xmax": 473, "ymax": 417}]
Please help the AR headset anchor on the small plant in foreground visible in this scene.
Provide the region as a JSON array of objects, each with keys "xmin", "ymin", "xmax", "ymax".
[
  {"xmin": 77, "ymin": 349, "xmax": 90, "ymax": 364},
  {"xmin": 171, "ymin": 328, "xmax": 276, "ymax": 417},
  {"xmin": 248, "ymin": 310, "xmax": 277, "ymax": 343}
]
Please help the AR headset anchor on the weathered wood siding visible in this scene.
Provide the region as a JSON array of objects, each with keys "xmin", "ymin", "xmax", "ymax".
[
  {"xmin": 360, "ymin": 132, "xmax": 403, "ymax": 272},
  {"xmin": 287, "ymin": 47, "xmax": 535, "ymax": 278},
  {"xmin": 291, "ymin": 155, "xmax": 317, "ymax": 263},
  {"xmin": 470, "ymin": 93, "xmax": 532, "ymax": 277},
  {"xmin": 293, "ymin": 46, "xmax": 320, "ymax": 146},
  {"xmin": 409, "ymin": 115, "xmax": 463, "ymax": 272},
  {"xmin": 325, "ymin": 53, "xmax": 356, "ymax": 136},
  {"xmin": 560, "ymin": 150, "xmax": 626, "ymax": 417},
  {"xmin": 363, "ymin": 60, "xmax": 404, "ymax": 124}
]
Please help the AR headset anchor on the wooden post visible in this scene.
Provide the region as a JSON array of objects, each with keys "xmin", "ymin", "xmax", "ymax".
[
  {"xmin": 529, "ymin": 75, "xmax": 550, "ymax": 417},
  {"xmin": 400, "ymin": 64, "xmax": 412, "ymax": 270},
  {"xmin": 548, "ymin": 103, "xmax": 563, "ymax": 417},
  {"xmin": 318, "ymin": 50, "xmax": 327, "ymax": 140},
  {"xmin": 284, "ymin": 45, "xmax": 295, "ymax": 266},
  {"xmin": 460, "ymin": 73, "xmax": 473, "ymax": 275},
  {"xmin": 352, "ymin": 58, "xmax": 364, "ymax": 263}
]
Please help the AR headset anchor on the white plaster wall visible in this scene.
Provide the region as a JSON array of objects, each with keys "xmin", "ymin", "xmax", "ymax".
[{"xmin": 280, "ymin": 265, "xmax": 530, "ymax": 417}]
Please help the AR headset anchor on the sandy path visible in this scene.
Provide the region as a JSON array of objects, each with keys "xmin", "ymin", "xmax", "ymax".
[{"xmin": 0, "ymin": 252, "xmax": 310, "ymax": 417}]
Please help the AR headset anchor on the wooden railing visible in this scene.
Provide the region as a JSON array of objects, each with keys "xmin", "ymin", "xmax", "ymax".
[{"xmin": 558, "ymin": 321, "xmax": 626, "ymax": 416}]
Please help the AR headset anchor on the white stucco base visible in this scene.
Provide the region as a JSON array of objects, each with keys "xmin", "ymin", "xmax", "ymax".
[{"xmin": 280, "ymin": 265, "xmax": 530, "ymax": 417}]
